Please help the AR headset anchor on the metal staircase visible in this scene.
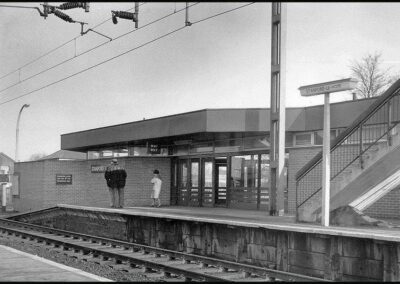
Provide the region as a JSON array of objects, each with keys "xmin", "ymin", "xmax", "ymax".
[{"xmin": 296, "ymin": 79, "xmax": 400, "ymax": 223}]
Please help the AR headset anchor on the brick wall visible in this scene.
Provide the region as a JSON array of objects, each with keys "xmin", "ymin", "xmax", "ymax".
[
  {"xmin": 364, "ymin": 187, "xmax": 400, "ymax": 219},
  {"xmin": 13, "ymin": 157, "xmax": 170, "ymax": 213},
  {"xmin": 287, "ymin": 146, "xmax": 322, "ymax": 215}
]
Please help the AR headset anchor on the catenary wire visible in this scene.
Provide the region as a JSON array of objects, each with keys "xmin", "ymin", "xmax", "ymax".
[
  {"xmin": 0, "ymin": 2, "xmax": 256, "ymax": 106},
  {"xmin": 0, "ymin": 2, "xmax": 200, "ymax": 95},
  {"xmin": 0, "ymin": 26, "xmax": 186, "ymax": 106},
  {"xmin": 0, "ymin": 2, "xmax": 146, "ymax": 81},
  {"xmin": 191, "ymin": 2, "xmax": 255, "ymax": 24}
]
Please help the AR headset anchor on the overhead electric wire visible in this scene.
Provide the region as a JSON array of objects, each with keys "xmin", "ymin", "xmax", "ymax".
[
  {"xmin": 0, "ymin": 2, "xmax": 256, "ymax": 107},
  {"xmin": 191, "ymin": 2, "xmax": 255, "ymax": 24},
  {"xmin": 0, "ymin": 2, "xmax": 199, "ymax": 95},
  {"xmin": 0, "ymin": 2, "xmax": 146, "ymax": 81},
  {"xmin": 0, "ymin": 26, "xmax": 187, "ymax": 106},
  {"xmin": 0, "ymin": 38, "xmax": 75, "ymax": 80}
]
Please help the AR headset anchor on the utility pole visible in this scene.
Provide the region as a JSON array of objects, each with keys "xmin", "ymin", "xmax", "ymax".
[{"xmin": 269, "ymin": 2, "xmax": 287, "ymax": 216}]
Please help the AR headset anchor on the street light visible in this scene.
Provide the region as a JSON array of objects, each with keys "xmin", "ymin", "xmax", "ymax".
[{"xmin": 15, "ymin": 104, "xmax": 30, "ymax": 162}]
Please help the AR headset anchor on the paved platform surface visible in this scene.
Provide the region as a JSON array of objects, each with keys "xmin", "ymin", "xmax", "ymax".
[
  {"xmin": 0, "ymin": 245, "xmax": 112, "ymax": 282},
  {"xmin": 57, "ymin": 204, "xmax": 400, "ymax": 243}
]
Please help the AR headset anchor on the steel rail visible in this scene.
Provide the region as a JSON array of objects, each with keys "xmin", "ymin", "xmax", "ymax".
[{"xmin": 0, "ymin": 218, "xmax": 329, "ymax": 282}]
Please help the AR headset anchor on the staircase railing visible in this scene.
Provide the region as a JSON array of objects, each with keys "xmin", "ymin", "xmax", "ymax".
[{"xmin": 295, "ymin": 79, "xmax": 400, "ymax": 221}]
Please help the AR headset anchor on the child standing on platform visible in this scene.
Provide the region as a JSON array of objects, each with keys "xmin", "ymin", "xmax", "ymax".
[{"xmin": 151, "ymin": 169, "xmax": 162, "ymax": 207}]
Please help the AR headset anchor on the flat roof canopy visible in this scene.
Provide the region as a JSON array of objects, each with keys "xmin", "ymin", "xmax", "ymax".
[{"xmin": 61, "ymin": 99, "xmax": 376, "ymax": 152}]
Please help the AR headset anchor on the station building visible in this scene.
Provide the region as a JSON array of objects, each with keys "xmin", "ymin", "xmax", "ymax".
[{"xmin": 11, "ymin": 97, "xmax": 399, "ymax": 219}]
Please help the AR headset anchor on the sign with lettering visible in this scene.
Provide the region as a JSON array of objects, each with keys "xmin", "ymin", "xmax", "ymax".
[
  {"xmin": 299, "ymin": 78, "xmax": 358, "ymax": 97},
  {"xmin": 91, "ymin": 165, "xmax": 107, "ymax": 173},
  {"xmin": 56, "ymin": 174, "xmax": 72, "ymax": 185},
  {"xmin": 148, "ymin": 144, "xmax": 161, "ymax": 154}
]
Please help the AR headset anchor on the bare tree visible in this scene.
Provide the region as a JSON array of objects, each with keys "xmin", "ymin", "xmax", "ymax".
[
  {"xmin": 29, "ymin": 152, "xmax": 47, "ymax": 161},
  {"xmin": 350, "ymin": 52, "xmax": 398, "ymax": 99}
]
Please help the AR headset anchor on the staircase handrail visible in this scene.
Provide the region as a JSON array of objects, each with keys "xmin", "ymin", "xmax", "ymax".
[{"xmin": 296, "ymin": 78, "xmax": 400, "ymax": 182}]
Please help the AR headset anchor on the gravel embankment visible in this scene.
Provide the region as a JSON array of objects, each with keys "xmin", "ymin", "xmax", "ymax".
[{"xmin": 0, "ymin": 233, "xmax": 158, "ymax": 282}]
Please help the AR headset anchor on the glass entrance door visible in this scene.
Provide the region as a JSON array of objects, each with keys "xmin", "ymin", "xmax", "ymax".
[
  {"xmin": 177, "ymin": 159, "xmax": 188, "ymax": 206},
  {"xmin": 215, "ymin": 157, "xmax": 228, "ymax": 206},
  {"xmin": 189, "ymin": 158, "xmax": 200, "ymax": 206},
  {"xmin": 201, "ymin": 158, "xmax": 214, "ymax": 207}
]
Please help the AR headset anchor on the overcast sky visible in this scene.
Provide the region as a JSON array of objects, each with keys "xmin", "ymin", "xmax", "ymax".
[{"xmin": 1, "ymin": 2, "xmax": 400, "ymax": 161}]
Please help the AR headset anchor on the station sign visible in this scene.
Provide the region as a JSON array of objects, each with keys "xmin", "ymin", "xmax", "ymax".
[
  {"xmin": 91, "ymin": 165, "xmax": 107, "ymax": 173},
  {"xmin": 299, "ymin": 78, "xmax": 358, "ymax": 97},
  {"xmin": 148, "ymin": 143, "xmax": 161, "ymax": 154},
  {"xmin": 56, "ymin": 174, "xmax": 72, "ymax": 185}
]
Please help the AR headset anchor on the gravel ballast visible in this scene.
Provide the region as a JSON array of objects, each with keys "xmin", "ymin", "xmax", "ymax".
[{"xmin": 0, "ymin": 233, "xmax": 159, "ymax": 282}]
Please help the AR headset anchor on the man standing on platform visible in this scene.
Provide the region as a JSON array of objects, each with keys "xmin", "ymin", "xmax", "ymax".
[
  {"xmin": 116, "ymin": 160, "xmax": 127, "ymax": 208},
  {"xmin": 104, "ymin": 159, "xmax": 127, "ymax": 208}
]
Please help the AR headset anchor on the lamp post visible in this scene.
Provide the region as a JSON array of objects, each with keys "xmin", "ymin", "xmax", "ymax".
[{"xmin": 15, "ymin": 104, "xmax": 30, "ymax": 162}]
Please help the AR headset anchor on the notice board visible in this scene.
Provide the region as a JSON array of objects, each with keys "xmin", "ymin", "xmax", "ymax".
[{"xmin": 56, "ymin": 174, "xmax": 72, "ymax": 185}]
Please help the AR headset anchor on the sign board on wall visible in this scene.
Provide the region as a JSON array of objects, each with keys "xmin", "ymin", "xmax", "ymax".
[
  {"xmin": 91, "ymin": 165, "xmax": 107, "ymax": 173},
  {"xmin": 148, "ymin": 144, "xmax": 161, "ymax": 154},
  {"xmin": 56, "ymin": 174, "xmax": 72, "ymax": 185}
]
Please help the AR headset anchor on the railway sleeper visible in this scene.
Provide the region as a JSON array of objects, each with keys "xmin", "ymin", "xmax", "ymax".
[{"xmin": 113, "ymin": 264, "xmax": 132, "ymax": 273}]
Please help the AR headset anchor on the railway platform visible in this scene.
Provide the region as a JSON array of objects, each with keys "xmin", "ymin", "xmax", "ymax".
[
  {"xmin": 59, "ymin": 204, "xmax": 400, "ymax": 242},
  {"xmin": 0, "ymin": 245, "xmax": 112, "ymax": 282}
]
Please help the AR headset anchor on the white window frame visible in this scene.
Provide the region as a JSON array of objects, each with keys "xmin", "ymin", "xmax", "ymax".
[{"xmin": 293, "ymin": 132, "xmax": 314, "ymax": 147}]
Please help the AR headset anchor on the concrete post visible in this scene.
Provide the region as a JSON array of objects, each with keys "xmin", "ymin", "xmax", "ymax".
[{"xmin": 321, "ymin": 93, "xmax": 331, "ymax": 226}]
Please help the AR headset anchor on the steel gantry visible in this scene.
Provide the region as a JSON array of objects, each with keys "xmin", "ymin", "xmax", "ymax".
[{"xmin": 269, "ymin": 2, "xmax": 286, "ymax": 216}]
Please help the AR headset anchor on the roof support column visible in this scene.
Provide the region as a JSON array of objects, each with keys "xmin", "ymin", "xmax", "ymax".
[{"xmin": 269, "ymin": 2, "xmax": 286, "ymax": 216}]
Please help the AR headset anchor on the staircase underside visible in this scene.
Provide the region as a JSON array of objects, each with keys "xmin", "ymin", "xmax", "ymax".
[{"xmin": 306, "ymin": 143, "xmax": 400, "ymax": 223}]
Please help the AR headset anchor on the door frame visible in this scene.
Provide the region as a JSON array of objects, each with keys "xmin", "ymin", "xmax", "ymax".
[{"xmin": 201, "ymin": 157, "xmax": 215, "ymax": 207}]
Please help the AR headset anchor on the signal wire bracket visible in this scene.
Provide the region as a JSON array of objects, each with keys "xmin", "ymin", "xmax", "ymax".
[{"xmin": 80, "ymin": 23, "xmax": 112, "ymax": 41}]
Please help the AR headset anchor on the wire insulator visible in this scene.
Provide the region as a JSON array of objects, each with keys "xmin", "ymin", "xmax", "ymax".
[
  {"xmin": 54, "ymin": 9, "xmax": 74, "ymax": 22},
  {"xmin": 114, "ymin": 11, "xmax": 137, "ymax": 22},
  {"xmin": 58, "ymin": 2, "xmax": 84, "ymax": 10}
]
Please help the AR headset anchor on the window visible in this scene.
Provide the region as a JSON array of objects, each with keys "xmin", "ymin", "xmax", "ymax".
[
  {"xmin": 230, "ymin": 155, "xmax": 258, "ymax": 188},
  {"xmin": 173, "ymin": 145, "xmax": 189, "ymax": 156},
  {"xmin": 293, "ymin": 132, "xmax": 313, "ymax": 146},
  {"xmin": 243, "ymin": 136, "xmax": 270, "ymax": 150},
  {"xmin": 87, "ymin": 151, "xmax": 100, "ymax": 159},
  {"xmin": 0, "ymin": 166, "xmax": 9, "ymax": 174},
  {"xmin": 179, "ymin": 160, "xmax": 188, "ymax": 188},
  {"xmin": 190, "ymin": 142, "xmax": 213, "ymax": 153},
  {"xmin": 260, "ymin": 154, "xmax": 270, "ymax": 188},
  {"xmin": 130, "ymin": 146, "xmax": 148, "ymax": 156},
  {"xmin": 204, "ymin": 161, "xmax": 213, "ymax": 188},
  {"xmin": 215, "ymin": 138, "xmax": 242, "ymax": 153},
  {"xmin": 191, "ymin": 162, "xmax": 199, "ymax": 187},
  {"xmin": 113, "ymin": 148, "xmax": 128, "ymax": 157},
  {"xmin": 100, "ymin": 150, "xmax": 113, "ymax": 157}
]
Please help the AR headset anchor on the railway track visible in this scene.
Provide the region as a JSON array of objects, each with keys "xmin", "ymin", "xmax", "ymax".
[{"xmin": 0, "ymin": 218, "xmax": 329, "ymax": 282}]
